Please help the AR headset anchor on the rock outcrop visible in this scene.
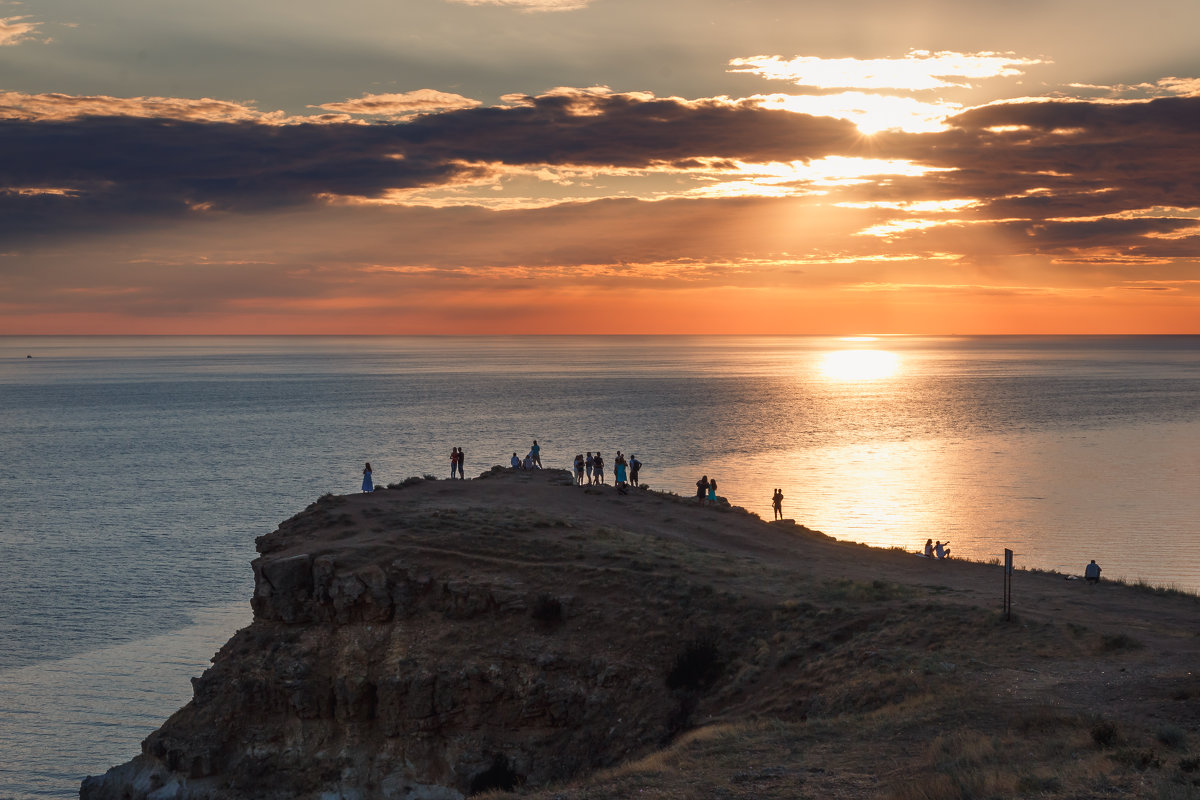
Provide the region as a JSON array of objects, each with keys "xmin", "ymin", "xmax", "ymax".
[{"xmin": 81, "ymin": 470, "xmax": 778, "ymax": 799}]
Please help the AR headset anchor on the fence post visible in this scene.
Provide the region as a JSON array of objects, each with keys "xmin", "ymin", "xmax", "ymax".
[{"xmin": 1003, "ymin": 548, "xmax": 1014, "ymax": 622}]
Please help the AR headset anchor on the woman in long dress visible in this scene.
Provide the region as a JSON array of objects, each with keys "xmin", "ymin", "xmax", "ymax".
[
  {"xmin": 362, "ymin": 462, "xmax": 373, "ymax": 493},
  {"xmin": 707, "ymin": 478, "xmax": 718, "ymax": 503}
]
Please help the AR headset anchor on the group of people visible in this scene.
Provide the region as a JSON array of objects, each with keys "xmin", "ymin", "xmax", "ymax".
[
  {"xmin": 571, "ymin": 451, "xmax": 642, "ymax": 491},
  {"xmin": 695, "ymin": 475, "xmax": 719, "ymax": 505},
  {"xmin": 923, "ymin": 539, "xmax": 952, "ymax": 559},
  {"xmin": 449, "ymin": 447, "xmax": 467, "ymax": 479},
  {"xmin": 511, "ymin": 440, "xmax": 543, "ymax": 471}
]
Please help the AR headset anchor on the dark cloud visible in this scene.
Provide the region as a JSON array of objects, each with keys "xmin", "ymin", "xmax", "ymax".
[
  {"xmin": 0, "ymin": 92, "xmax": 859, "ymax": 241},
  {"xmin": 879, "ymin": 96, "xmax": 1200, "ymax": 219}
]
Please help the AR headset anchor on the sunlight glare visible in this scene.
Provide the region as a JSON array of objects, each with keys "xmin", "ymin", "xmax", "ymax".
[
  {"xmin": 760, "ymin": 92, "xmax": 959, "ymax": 134},
  {"xmin": 820, "ymin": 349, "xmax": 900, "ymax": 380}
]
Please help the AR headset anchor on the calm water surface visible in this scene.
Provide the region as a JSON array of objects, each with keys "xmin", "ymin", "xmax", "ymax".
[{"xmin": 1, "ymin": 335, "xmax": 1197, "ymax": 798}]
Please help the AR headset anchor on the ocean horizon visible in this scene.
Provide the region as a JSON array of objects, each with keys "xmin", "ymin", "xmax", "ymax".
[{"xmin": 1, "ymin": 334, "xmax": 1198, "ymax": 798}]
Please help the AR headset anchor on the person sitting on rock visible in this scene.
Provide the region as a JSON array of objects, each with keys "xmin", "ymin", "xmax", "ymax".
[
  {"xmin": 924, "ymin": 538, "xmax": 934, "ymax": 558},
  {"xmin": 511, "ymin": 452, "xmax": 521, "ymax": 469},
  {"xmin": 934, "ymin": 541, "xmax": 950, "ymax": 559},
  {"xmin": 1085, "ymin": 559, "xmax": 1102, "ymax": 584}
]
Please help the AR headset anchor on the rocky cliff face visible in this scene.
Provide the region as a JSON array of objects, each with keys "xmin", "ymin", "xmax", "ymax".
[{"xmin": 81, "ymin": 471, "xmax": 776, "ymax": 800}]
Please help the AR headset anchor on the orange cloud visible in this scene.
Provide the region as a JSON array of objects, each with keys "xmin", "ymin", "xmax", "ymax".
[
  {"xmin": 0, "ymin": 91, "xmax": 331, "ymax": 123},
  {"xmin": 0, "ymin": 15, "xmax": 40, "ymax": 46},
  {"xmin": 312, "ymin": 90, "xmax": 482, "ymax": 118}
]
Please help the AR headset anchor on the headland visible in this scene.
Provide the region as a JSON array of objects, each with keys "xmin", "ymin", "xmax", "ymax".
[{"xmin": 82, "ymin": 468, "xmax": 1200, "ymax": 799}]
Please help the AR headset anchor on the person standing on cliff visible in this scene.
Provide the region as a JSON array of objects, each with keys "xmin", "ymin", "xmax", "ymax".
[
  {"xmin": 362, "ymin": 462, "xmax": 373, "ymax": 493},
  {"xmin": 530, "ymin": 440, "xmax": 542, "ymax": 469},
  {"xmin": 696, "ymin": 475, "xmax": 709, "ymax": 505},
  {"xmin": 772, "ymin": 488, "xmax": 784, "ymax": 520},
  {"xmin": 457, "ymin": 446, "xmax": 466, "ymax": 479},
  {"xmin": 586, "ymin": 452, "xmax": 594, "ymax": 485},
  {"xmin": 629, "ymin": 454, "xmax": 641, "ymax": 487},
  {"xmin": 449, "ymin": 447, "xmax": 459, "ymax": 479},
  {"xmin": 593, "ymin": 452, "xmax": 605, "ymax": 484}
]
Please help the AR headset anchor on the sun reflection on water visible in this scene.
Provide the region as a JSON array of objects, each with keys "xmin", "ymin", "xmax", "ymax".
[{"xmin": 819, "ymin": 349, "xmax": 901, "ymax": 380}]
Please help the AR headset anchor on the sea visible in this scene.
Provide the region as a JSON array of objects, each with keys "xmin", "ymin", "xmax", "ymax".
[{"xmin": 1, "ymin": 334, "xmax": 1197, "ymax": 798}]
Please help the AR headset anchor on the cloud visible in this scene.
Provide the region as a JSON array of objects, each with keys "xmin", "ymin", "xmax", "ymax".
[
  {"xmin": 0, "ymin": 89, "xmax": 862, "ymax": 239},
  {"xmin": 728, "ymin": 50, "xmax": 1046, "ymax": 91},
  {"xmin": 0, "ymin": 91, "xmax": 325, "ymax": 123},
  {"xmin": 442, "ymin": 0, "xmax": 588, "ymax": 11},
  {"xmin": 4, "ymin": 83, "xmax": 1200, "ymax": 281},
  {"xmin": 755, "ymin": 91, "xmax": 961, "ymax": 134},
  {"xmin": 868, "ymin": 95, "xmax": 1200, "ymax": 235},
  {"xmin": 1065, "ymin": 77, "xmax": 1200, "ymax": 100},
  {"xmin": 0, "ymin": 15, "xmax": 40, "ymax": 45},
  {"xmin": 312, "ymin": 90, "xmax": 482, "ymax": 118}
]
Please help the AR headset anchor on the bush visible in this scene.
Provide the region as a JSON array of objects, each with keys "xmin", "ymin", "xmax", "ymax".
[
  {"xmin": 667, "ymin": 638, "xmax": 724, "ymax": 692},
  {"xmin": 1158, "ymin": 724, "xmax": 1188, "ymax": 750},
  {"xmin": 530, "ymin": 593, "xmax": 564, "ymax": 627},
  {"xmin": 1092, "ymin": 720, "xmax": 1122, "ymax": 748},
  {"xmin": 1098, "ymin": 633, "xmax": 1143, "ymax": 653}
]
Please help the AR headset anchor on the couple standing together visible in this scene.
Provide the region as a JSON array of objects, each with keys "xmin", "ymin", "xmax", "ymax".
[
  {"xmin": 696, "ymin": 475, "xmax": 718, "ymax": 504},
  {"xmin": 450, "ymin": 447, "xmax": 467, "ymax": 479}
]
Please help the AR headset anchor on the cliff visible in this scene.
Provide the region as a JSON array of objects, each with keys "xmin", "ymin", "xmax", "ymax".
[{"xmin": 81, "ymin": 468, "xmax": 1200, "ymax": 800}]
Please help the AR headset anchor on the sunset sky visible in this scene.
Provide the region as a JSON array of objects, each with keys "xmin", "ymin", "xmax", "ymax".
[{"xmin": 2, "ymin": 0, "xmax": 1199, "ymax": 334}]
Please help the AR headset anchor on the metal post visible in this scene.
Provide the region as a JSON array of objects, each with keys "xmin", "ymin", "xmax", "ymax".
[{"xmin": 1003, "ymin": 548, "xmax": 1013, "ymax": 622}]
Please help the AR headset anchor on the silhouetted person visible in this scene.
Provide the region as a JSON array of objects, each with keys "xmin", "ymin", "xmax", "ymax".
[
  {"xmin": 772, "ymin": 488, "xmax": 784, "ymax": 520},
  {"xmin": 696, "ymin": 475, "xmax": 709, "ymax": 505},
  {"xmin": 362, "ymin": 462, "xmax": 373, "ymax": 493},
  {"xmin": 1085, "ymin": 560, "xmax": 1102, "ymax": 584},
  {"xmin": 629, "ymin": 454, "xmax": 641, "ymax": 487}
]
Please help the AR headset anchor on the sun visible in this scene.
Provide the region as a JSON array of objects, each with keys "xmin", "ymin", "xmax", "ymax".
[{"xmin": 819, "ymin": 349, "xmax": 901, "ymax": 380}]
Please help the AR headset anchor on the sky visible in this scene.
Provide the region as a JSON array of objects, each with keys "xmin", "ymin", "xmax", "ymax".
[{"xmin": 2, "ymin": 0, "xmax": 1199, "ymax": 334}]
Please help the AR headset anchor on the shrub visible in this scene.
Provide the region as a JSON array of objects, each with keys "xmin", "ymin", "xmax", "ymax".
[
  {"xmin": 1157, "ymin": 724, "xmax": 1188, "ymax": 750},
  {"xmin": 530, "ymin": 593, "xmax": 564, "ymax": 627},
  {"xmin": 1098, "ymin": 633, "xmax": 1143, "ymax": 653},
  {"xmin": 1109, "ymin": 747, "xmax": 1163, "ymax": 771},
  {"xmin": 667, "ymin": 638, "xmax": 724, "ymax": 692},
  {"xmin": 1092, "ymin": 720, "xmax": 1122, "ymax": 748}
]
